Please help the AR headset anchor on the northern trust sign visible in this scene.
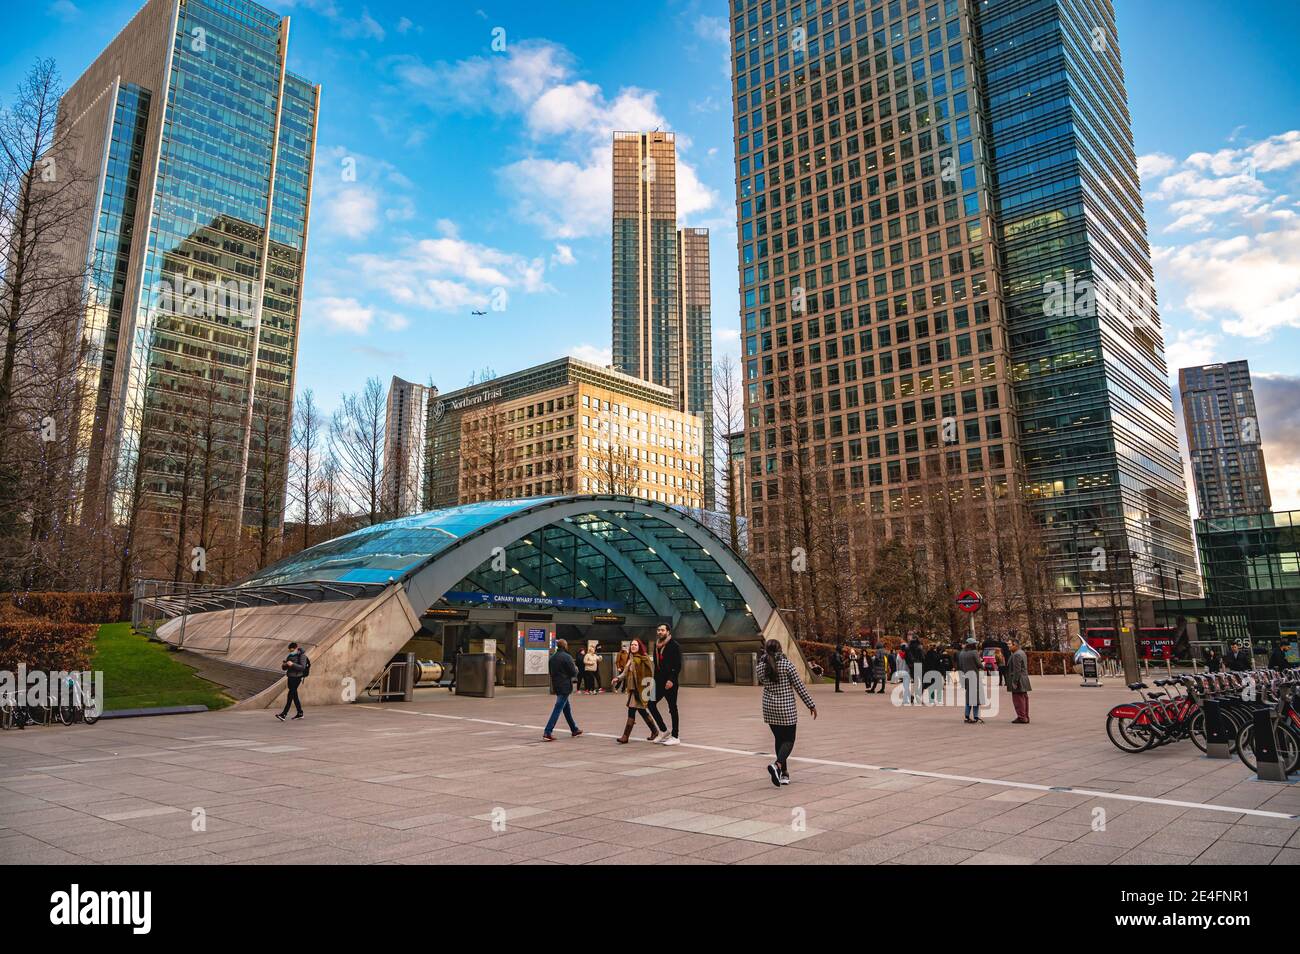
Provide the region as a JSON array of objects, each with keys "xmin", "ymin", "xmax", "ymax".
[{"xmin": 431, "ymin": 387, "xmax": 504, "ymax": 423}]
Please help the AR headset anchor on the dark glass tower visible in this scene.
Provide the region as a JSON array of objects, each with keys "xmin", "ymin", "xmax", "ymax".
[
  {"xmin": 974, "ymin": 0, "xmax": 1199, "ymax": 607},
  {"xmin": 727, "ymin": 0, "xmax": 1198, "ymax": 632}
]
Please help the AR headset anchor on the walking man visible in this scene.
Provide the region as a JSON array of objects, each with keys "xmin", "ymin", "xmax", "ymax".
[
  {"xmin": 276, "ymin": 642, "xmax": 310, "ymax": 721},
  {"xmin": 648, "ymin": 624, "xmax": 682, "ymax": 745},
  {"xmin": 830, "ymin": 641, "xmax": 845, "ymax": 692},
  {"xmin": 543, "ymin": 638, "xmax": 583, "ymax": 741},
  {"xmin": 1007, "ymin": 637, "xmax": 1032, "ymax": 724}
]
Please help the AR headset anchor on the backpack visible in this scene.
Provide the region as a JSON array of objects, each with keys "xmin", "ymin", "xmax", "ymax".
[{"xmin": 300, "ymin": 652, "xmax": 311, "ymax": 679}]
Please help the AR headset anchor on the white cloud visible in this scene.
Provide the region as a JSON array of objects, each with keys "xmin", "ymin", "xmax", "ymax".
[
  {"xmin": 1162, "ymin": 328, "xmax": 1220, "ymax": 376},
  {"xmin": 1137, "ymin": 152, "xmax": 1176, "ymax": 183},
  {"xmin": 499, "ymin": 148, "xmax": 610, "ymax": 239},
  {"xmin": 350, "ymin": 230, "xmax": 552, "ymax": 313},
  {"xmin": 321, "ymin": 186, "xmax": 380, "ymax": 239},
  {"xmin": 550, "ymin": 244, "xmax": 576, "ymax": 266},
  {"xmin": 1154, "ymin": 222, "xmax": 1300, "ymax": 338},
  {"xmin": 316, "ymin": 296, "xmax": 374, "ymax": 334},
  {"xmin": 314, "ymin": 146, "xmax": 414, "ymax": 240},
  {"xmin": 393, "ymin": 37, "xmax": 717, "ymax": 238},
  {"xmin": 569, "ymin": 343, "xmax": 612, "ymax": 366},
  {"xmin": 46, "ymin": 0, "xmax": 78, "ymax": 21}
]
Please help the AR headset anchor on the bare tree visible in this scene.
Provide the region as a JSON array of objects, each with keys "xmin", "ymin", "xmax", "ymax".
[
  {"xmin": 193, "ymin": 373, "xmax": 236, "ymax": 584},
  {"xmin": 583, "ymin": 408, "xmax": 642, "ymax": 497},
  {"xmin": 288, "ymin": 387, "xmax": 320, "ymax": 550},
  {"xmin": 0, "ymin": 59, "xmax": 91, "ymax": 585},
  {"xmin": 713, "ymin": 353, "xmax": 744, "ymax": 553},
  {"xmin": 330, "ymin": 376, "xmax": 386, "ymax": 525},
  {"xmin": 251, "ymin": 393, "xmax": 286, "ymax": 569}
]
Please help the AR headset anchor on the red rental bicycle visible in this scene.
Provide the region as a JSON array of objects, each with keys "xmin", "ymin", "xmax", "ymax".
[{"xmin": 1106, "ymin": 679, "xmax": 1197, "ymax": 753}]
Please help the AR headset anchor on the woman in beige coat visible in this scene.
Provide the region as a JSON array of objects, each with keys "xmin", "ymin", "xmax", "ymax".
[{"xmin": 616, "ymin": 639, "xmax": 661, "ymax": 744}]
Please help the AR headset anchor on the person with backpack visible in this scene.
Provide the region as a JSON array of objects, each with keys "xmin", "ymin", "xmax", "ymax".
[
  {"xmin": 276, "ymin": 642, "xmax": 310, "ymax": 721},
  {"xmin": 758, "ymin": 639, "xmax": 817, "ymax": 785}
]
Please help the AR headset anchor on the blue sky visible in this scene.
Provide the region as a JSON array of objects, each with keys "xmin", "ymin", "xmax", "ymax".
[{"xmin": 6, "ymin": 0, "xmax": 1300, "ymax": 506}]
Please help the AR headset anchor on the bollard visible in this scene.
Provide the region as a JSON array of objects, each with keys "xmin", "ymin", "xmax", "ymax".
[
  {"xmin": 1252, "ymin": 706, "xmax": 1288, "ymax": 782},
  {"xmin": 1202, "ymin": 698, "xmax": 1231, "ymax": 759}
]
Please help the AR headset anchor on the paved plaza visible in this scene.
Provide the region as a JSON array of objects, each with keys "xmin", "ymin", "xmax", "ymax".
[{"xmin": 3, "ymin": 676, "xmax": 1300, "ymax": 865}]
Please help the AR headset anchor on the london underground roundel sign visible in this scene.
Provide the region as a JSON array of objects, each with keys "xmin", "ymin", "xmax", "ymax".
[{"xmin": 955, "ymin": 589, "xmax": 983, "ymax": 613}]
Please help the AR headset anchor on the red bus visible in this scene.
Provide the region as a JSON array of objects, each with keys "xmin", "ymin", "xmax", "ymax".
[{"xmin": 1084, "ymin": 627, "xmax": 1177, "ymax": 660}]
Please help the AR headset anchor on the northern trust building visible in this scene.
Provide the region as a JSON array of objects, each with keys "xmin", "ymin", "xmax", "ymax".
[
  {"xmin": 59, "ymin": 0, "xmax": 318, "ymax": 545},
  {"xmin": 729, "ymin": 0, "xmax": 1198, "ymax": 627}
]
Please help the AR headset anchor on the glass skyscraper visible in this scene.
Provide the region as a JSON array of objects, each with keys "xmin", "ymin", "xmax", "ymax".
[
  {"xmin": 728, "ymin": 0, "xmax": 1197, "ymax": 631},
  {"xmin": 60, "ymin": 0, "xmax": 318, "ymax": 555}
]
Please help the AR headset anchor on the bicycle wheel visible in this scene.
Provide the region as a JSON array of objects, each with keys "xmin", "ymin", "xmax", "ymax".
[
  {"xmin": 1107, "ymin": 713, "xmax": 1153, "ymax": 752},
  {"xmin": 1236, "ymin": 721, "xmax": 1300, "ymax": 774},
  {"xmin": 57, "ymin": 704, "xmax": 76, "ymax": 726},
  {"xmin": 82, "ymin": 704, "xmax": 99, "ymax": 726},
  {"xmin": 1188, "ymin": 709, "xmax": 1207, "ymax": 752}
]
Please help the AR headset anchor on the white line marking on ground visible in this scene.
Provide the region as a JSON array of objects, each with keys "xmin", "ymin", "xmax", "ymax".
[{"xmin": 354, "ymin": 704, "xmax": 1300, "ymax": 821}]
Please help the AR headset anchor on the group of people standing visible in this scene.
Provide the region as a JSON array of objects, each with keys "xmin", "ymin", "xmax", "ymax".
[
  {"xmin": 826, "ymin": 633, "xmax": 1033, "ymax": 724},
  {"xmin": 543, "ymin": 623, "xmax": 683, "ymax": 746}
]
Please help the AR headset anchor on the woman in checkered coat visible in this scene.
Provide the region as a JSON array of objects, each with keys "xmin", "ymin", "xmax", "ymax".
[{"xmin": 757, "ymin": 639, "xmax": 817, "ymax": 786}]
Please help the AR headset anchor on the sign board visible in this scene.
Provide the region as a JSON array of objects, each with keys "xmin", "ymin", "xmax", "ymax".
[
  {"xmin": 955, "ymin": 589, "xmax": 983, "ymax": 613},
  {"xmin": 1081, "ymin": 656, "xmax": 1099, "ymax": 682},
  {"xmin": 523, "ymin": 649, "xmax": 549, "ymax": 675},
  {"xmin": 482, "ymin": 638, "xmax": 497, "ymax": 656}
]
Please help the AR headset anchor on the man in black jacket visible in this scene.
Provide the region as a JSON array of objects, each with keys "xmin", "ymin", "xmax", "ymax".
[
  {"xmin": 276, "ymin": 642, "xmax": 309, "ymax": 721},
  {"xmin": 543, "ymin": 639, "xmax": 583, "ymax": 741},
  {"xmin": 1269, "ymin": 642, "xmax": 1292, "ymax": 671},
  {"xmin": 906, "ymin": 635, "xmax": 925, "ymax": 704},
  {"xmin": 830, "ymin": 641, "xmax": 845, "ymax": 692},
  {"xmin": 649, "ymin": 624, "xmax": 683, "ymax": 744},
  {"xmin": 1226, "ymin": 641, "xmax": 1253, "ymax": 672}
]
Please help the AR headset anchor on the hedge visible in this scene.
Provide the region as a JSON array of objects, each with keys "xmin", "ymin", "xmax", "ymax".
[
  {"xmin": 0, "ymin": 620, "xmax": 97, "ymax": 673},
  {"xmin": 8, "ymin": 592, "xmax": 131, "ymax": 624}
]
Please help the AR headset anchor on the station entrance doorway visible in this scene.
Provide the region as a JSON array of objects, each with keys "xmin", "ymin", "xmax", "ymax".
[{"xmin": 404, "ymin": 606, "xmax": 670, "ymax": 689}]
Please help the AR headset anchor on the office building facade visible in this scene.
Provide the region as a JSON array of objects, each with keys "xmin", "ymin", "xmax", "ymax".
[
  {"xmin": 727, "ymin": 0, "xmax": 1197, "ymax": 629},
  {"xmin": 60, "ymin": 0, "xmax": 318, "ymax": 548},
  {"xmin": 382, "ymin": 376, "xmax": 431, "ymax": 517},
  {"xmin": 612, "ymin": 132, "xmax": 715, "ymax": 507},
  {"xmin": 424, "ymin": 357, "xmax": 705, "ymax": 511},
  {"xmin": 1179, "ymin": 361, "xmax": 1271, "ymax": 519}
]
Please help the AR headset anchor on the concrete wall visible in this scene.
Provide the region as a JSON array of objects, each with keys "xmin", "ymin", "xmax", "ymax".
[{"xmin": 155, "ymin": 584, "xmax": 421, "ymax": 709}]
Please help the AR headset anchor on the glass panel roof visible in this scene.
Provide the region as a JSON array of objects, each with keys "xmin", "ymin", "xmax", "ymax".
[
  {"xmin": 239, "ymin": 496, "xmax": 752, "ymax": 617},
  {"xmin": 241, "ymin": 497, "xmax": 562, "ymax": 586}
]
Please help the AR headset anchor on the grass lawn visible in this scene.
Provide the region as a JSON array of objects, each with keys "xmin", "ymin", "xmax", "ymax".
[{"xmin": 92, "ymin": 623, "xmax": 232, "ymax": 711}]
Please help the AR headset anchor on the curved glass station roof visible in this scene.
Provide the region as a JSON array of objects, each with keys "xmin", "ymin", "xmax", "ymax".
[
  {"xmin": 244, "ymin": 498, "xmax": 560, "ymax": 587},
  {"xmin": 241, "ymin": 496, "xmax": 758, "ymax": 621}
]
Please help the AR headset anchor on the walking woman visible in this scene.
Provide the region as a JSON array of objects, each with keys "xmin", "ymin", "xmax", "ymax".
[
  {"xmin": 616, "ymin": 639, "xmax": 661, "ymax": 744},
  {"xmin": 758, "ymin": 639, "xmax": 817, "ymax": 786}
]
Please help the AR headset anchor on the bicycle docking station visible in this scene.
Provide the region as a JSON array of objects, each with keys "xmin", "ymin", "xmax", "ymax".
[
  {"xmin": 1202, "ymin": 698, "xmax": 1232, "ymax": 760},
  {"xmin": 1251, "ymin": 706, "xmax": 1293, "ymax": 783}
]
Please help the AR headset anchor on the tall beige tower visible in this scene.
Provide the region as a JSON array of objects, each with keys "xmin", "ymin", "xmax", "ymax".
[{"xmin": 611, "ymin": 131, "xmax": 714, "ymax": 507}]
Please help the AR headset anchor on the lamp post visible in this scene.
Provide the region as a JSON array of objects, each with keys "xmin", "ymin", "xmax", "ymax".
[
  {"xmin": 1071, "ymin": 520, "xmax": 1087, "ymax": 641},
  {"xmin": 1154, "ymin": 562, "xmax": 1167, "ymax": 627}
]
